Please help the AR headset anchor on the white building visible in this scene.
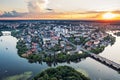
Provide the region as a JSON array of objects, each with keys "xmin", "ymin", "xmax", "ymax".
[
  {"xmin": 2, "ymin": 31, "xmax": 11, "ymax": 36},
  {"xmin": 43, "ymin": 38, "xmax": 51, "ymax": 45}
]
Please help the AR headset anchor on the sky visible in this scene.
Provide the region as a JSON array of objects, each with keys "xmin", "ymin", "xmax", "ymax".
[{"xmin": 0, "ymin": 0, "xmax": 120, "ymax": 20}]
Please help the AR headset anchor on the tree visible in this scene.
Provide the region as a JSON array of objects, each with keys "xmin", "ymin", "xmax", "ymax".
[
  {"xmin": 43, "ymin": 73, "xmax": 49, "ymax": 80},
  {"xmin": 51, "ymin": 77, "xmax": 58, "ymax": 80},
  {"xmin": 33, "ymin": 66, "xmax": 90, "ymax": 80}
]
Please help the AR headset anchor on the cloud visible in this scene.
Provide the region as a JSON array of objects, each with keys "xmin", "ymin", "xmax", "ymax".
[
  {"xmin": 27, "ymin": 0, "xmax": 49, "ymax": 13},
  {"xmin": 0, "ymin": 0, "xmax": 51, "ymax": 17},
  {"xmin": 46, "ymin": 8, "xmax": 53, "ymax": 11},
  {"xmin": 0, "ymin": 10, "xmax": 27, "ymax": 17}
]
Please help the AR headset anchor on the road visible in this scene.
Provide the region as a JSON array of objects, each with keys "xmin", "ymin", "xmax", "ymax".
[{"xmin": 61, "ymin": 34, "xmax": 120, "ymax": 70}]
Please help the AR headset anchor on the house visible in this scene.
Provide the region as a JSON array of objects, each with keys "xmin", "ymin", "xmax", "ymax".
[
  {"xmin": 43, "ymin": 38, "xmax": 51, "ymax": 45},
  {"xmin": 85, "ymin": 41, "xmax": 93, "ymax": 47},
  {"xmin": 65, "ymin": 46, "xmax": 73, "ymax": 51},
  {"xmin": 94, "ymin": 40, "xmax": 100, "ymax": 45}
]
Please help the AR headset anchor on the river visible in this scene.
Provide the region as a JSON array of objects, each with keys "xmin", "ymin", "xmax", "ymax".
[{"xmin": 0, "ymin": 31, "xmax": 120, "ymax": 80}]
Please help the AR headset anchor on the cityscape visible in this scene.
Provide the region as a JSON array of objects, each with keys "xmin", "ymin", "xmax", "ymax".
[{"xmin": 0, "ymin": 0, "xmax": 120, "ymax": 80}]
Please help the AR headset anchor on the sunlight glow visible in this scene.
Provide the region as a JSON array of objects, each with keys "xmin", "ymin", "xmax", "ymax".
[{"xmin": 102, "ymin": 12, "xmax": 117, "ymax": 20}]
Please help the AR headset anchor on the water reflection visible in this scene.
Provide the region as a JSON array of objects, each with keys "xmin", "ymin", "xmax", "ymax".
[
  {"xmin": 0, "ymin": 36, "xmax": 48, "ymax": 80},
  {"xmin": 0, "ymin": 32, "xmax": 120, "ymax": 80},
  {"xmin": 55, "ymin": 57, "xmax": 120, "ymax": 80}
]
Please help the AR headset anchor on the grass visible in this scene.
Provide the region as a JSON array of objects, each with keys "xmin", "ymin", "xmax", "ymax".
[{"xmin": 3, "ymin": 71, "xmax": 32, "ymax": 80}]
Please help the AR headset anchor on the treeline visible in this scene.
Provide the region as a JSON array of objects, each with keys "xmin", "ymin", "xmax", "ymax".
[
  {"xmin": 90, "ymin": 46, "xmax": 105, "ymax": 54},
  {"xmin": 16, "ymin": 40, "xmax": 28, "ymax": 57},
  {"xmin": 27, "ymin": 52, "xmax": 89, "ymax": 64},
  {"xmin": 33, "ymin": 66, "xmax": 90, "ymax": 80}
]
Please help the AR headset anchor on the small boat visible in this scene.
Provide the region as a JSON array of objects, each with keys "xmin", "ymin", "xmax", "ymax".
[{"xmin": 6, "ymin": 48, "xmax": 8, "ymax": 50}]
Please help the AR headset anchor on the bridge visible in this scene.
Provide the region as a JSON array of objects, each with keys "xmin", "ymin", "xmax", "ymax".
[
  {"xmin": 60, "ymin": 34, "xmax": 120, "ymax": 71},
  {"xmin": 90, "ymin": 53, "xmax": 120, "ymax": 70}
]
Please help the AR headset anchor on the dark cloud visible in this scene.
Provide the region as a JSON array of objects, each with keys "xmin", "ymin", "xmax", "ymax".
[
  {"xmin": 0, "ymin": 10, "xmax": 27, "ymax": 17},
  {"xmin": 46, "ymin": 8, "xmax": 53, "ymax": 11}
]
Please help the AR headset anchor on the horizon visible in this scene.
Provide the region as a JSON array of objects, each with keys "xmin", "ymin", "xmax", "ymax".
[{"xmin": 0, "ymin": 0, "xmax": 120, "ymax": 20}]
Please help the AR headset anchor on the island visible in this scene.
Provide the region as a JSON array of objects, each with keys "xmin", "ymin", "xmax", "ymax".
[{"xmin": 33, "ymin": 66, "xmax": 90, "ymax": 80}]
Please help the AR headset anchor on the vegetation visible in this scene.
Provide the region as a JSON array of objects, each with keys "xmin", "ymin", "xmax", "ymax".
[
  {"xmin": 48, "ymin": 44, "xmax": 62, "ymax": 51},
  {"xmin": 69, "ymin": 36, "xmax": 88, "ymax": 45},
  {"xmin": 110, "ymin": 37, "xmax": 116, "ymax": 45},
  {"xmin": 69, "ymin": 36, "xmax": 75, "ymax": 43},
  {"xmin": 11, "ymin": 30, "xmax": 20, "ymax": 38},
  {"xmin": 27, "ymin": 54, "xmax": 43, "ymax": 63},
  {"xmin": 114, "ymin": 32, "xmax": 120, "ymax": 36},
  {"xmin": 79, "ymin": 36, "xmax": 89, "ymax": 45},
  {"xmin": 0, "ymin": 31, "xmax": 2, "ymax": 36},
  {"xmin": 118, "ymin": 71, "xmax": 120, "ymax": 74},
  {"xmin": 16, "ymin": 40, "xmax": 89, "ymax": 64},
  {"xmin": 90, "ymin": 34, "xmax": 115, "ymax": 54},
  {"xmin": 3, "ymin": 71, "xmax": 32, "ymax": 80},
  {"xmin": 33, "ymin": 66, "xmax": 90, "ymax": 80},
  {"xmin": 90, "ymin": 46, "xmax": 105, "ymax": 54},
  {"xmin": 16, "ymin": 40, "xmax": 28, "ymax": 57},
  {"xmin": 104, "ymin": 35, "xmax": 116, "ymax": 45},
  {"xmin": 27, "ymin": 52, "xmax": 89, "ymax": 64}
]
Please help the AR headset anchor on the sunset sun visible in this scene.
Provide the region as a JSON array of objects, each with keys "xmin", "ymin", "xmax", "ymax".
[{"xmin": 102, "ymin": 12, "xmax": 117, "ymax": 20}]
